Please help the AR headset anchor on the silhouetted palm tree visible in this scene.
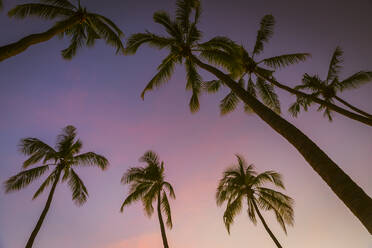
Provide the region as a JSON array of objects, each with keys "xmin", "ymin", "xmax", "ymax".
[
  {"xmin": 216, "ymin": 155, "xmax": 293, "ymax": 248},
  {"xmin": 203, "ymin": 15, "xmax": 309, "ymax": 115},
  {"xmin": 126, "ymin": 0, "xmax": 372, "ymax": 233},
  {"xmin": 290, "ymin": 46, "xmax": 372, "ymax": 120},
  {"xmin": 0, "ymin": 0, "xmax": 124, "ymax": 61},
  {"xmin": 4, "ymin": 125, "xmax": 109, "ymax": 248},
  {"xmin": 201, "ymin": 15, "xmax": 372, "ymax": 125},
  {"xmin": 120, "ymin": 151, "xmax": 175, "ymax": 248}
]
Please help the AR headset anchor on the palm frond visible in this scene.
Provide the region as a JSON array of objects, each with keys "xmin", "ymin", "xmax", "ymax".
[
  {"xmin": 256, "ymin": 77, "xmax": 281, "ymax": 114},
  {"xmin": 140, "ymin": 150, "xmax": 160, "ymax": 166},
  {"xmin": 142, "ymin": 184, "xmax": 159, "ymax": 216},
  {"xmin": 8, "ymin": 3, "xmax": 74, "ymax": 19},
  {"xmin": 219, "ymin": 91, "xmax": 240, "ymax": 115},
  {"xmin": 120, "ymin": 182, "xmax": 150, "ymax": 212},
  {"xmin": 253, "ymin": 14, "xmax": 275, "ymax": 56},
  {"xmin": 87, "ymin": 14, "xmax": 124, "ymax": 54},
  {"xmin": 126, "ymin": 32, "xmax": 174, "ymax": 55},
  {"xmin": 185, "ymin": 59, "xmax": 202, "ymax": 112},
  {"xmin": 255, "ymin": 171, "xmax": 284, "ymax": 189},
  {"xmin": 121, "ymin": 167, "xmax": 146, "ymax": 184},
  {"xmin": 199, "ymin": 49, "xmax": 237, "ymax": 72},
  {"xmin": 39, "ymin": 0, "xmax": 76, "ymax": 10},
  {"xmin": 326, "ymin": 46, "xmax": 343, "ymax": 82},
  {"xmin": 262, "ymin": 53, "xmax": 310, "ymax": 69},
  {"xmin": 73, "ymin": 152, "xmax": 109, "ymax": 170},
  {"xmin": 223, "ymin": 193, "xmax": 243, "ymax": 234},
  {"xmin": 56, "ymin": 125, "xmax": 76, "ymax": 152},
  {"xmin": 161, "ymin": 191, "xmax": 173, "ymax": 228},
  {"xmin": 19, "ymin": 138, "xmax": 57, "ymax": 162},
  {"xmin": 4, "ymin": 165, "xmax": 50, "ymax": 193},
  {"xmin": 288, "ymin": 95, "xmax": 313, "ymax": 117},
  {"xmin": 33, "ymin": 170, "xmax": 59, "ymax": 199},
  {"xmin": 337, "ymin": 71, "xmax": 372, "ymax": 91},
  {"xmin": 202, "ymin": 79, "xmax": 222, "ymax": 93},
  {"xmin": 68, "ymin": 168, "xmax": 88, "ymax": 206},
  {"xmin": 198, "ymin": 36, "xmax": 238, "ymax": 54},
  {"xmin": 247, "ymin": 199, "xmax": 257, "ymax": 224},
  {"xmin": 153, "ymin": 11, "xmax": 182, "ymax": 41},
  {"xmin": 186, "ymin": 22, "xmax": 202, "ymax": 45},
  {"xmin": 61, "ymin": 24, "xmax": 86, "ymax": 59},
  {"xmin": 162, "ymin": 181, "xmax": 176, "ymax": 199},
  {"xmin": 141, "ymin": 53, "xmax": 178, "ymax": 99}
]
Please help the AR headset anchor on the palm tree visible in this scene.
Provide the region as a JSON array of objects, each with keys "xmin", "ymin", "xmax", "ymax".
[
  {"xmin": 216, "ymin": 155, "xmax": 294, "ymax": 248},
  {"xmin": 200, "ymin": 15, "xmax": 372, "ymax": 126},
  {"xmin": 0, "ymin": 0, "xmax": 124, "ymax": 61},
  {"xmin": 120, "ymin": 151, "xmax": 175, "ymax": 248},
  {"xmin": 3, "ymin": 125, "xmax": 109, "ymax": 248},
  {"xmin": 290, "ymin": 46, "xmax": 372, "ymax": 120},
  {"xmin": 125, "ymin": 0, "xmax": 372, "ymax": 233}
]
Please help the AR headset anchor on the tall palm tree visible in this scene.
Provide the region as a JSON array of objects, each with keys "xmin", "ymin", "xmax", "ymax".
[
  {"xmin": 3, "ymin": 125, "xmax": 109, "ymax": 248},
  {"xmin": 125, "ymin": 0, "xmax": 372, "ymax": 233},
  {"xmin": 200, "ymin": 15, "xmax": 372, "ymax": 125},
  {"xmin": 290, "ymin": 46, "xmax": 372, "ymax": 120},
  {"xmin": 120, "ymin": 151, "xmax": 175, "ymax": 248},
  {"xmin": 0, "ymin": 0, "xmax": 124, "ymax": 61},
  {"xmin": 216, "ymin": 155, "xmax": 294, "ymax": 248}
]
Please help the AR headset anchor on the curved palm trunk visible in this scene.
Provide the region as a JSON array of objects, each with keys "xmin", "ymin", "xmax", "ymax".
[
  {"xmin": 25, "ymin": 170, "xmax": 61, "ymax": 248},
  {"xmin": 255, "ymin": 74, "xmax": 372, "ymax": 126},
  {"xmin": 334, "ymin": 96, "xmax": 372, "ymax": 118},
  {"xmin": 0, "ymin": 16, "xmax": 80, "ymax": 62},
  {"xmin": 157, "ymin": 192, "xmax": 169, "ymax": 248},
  {"xmin": 252, "ymin": 200, "xmax": 282, "ymax": 248},
  {"xmin": 191, "ymin": 55, "xmax": 372, "ymax": 234}
]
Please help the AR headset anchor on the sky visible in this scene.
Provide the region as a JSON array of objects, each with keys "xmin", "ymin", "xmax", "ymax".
[{"xmin": 0, "ymin": 0, "xmax": 371, "ymax": 247}]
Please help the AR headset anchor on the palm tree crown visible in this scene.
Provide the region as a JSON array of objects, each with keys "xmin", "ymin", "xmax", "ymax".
[
  {"xmin": 201, "ymin": 14, "xmax": 310, "ymax": 115},
  {"xmin": 216, "ymin": 155, "xmax": 293, "ymax": 247},
  {"xmin": 126, "ymin": 0, "xmax": 205, "ymax": 112},
  {"xmin": 4, "ymin": 125, "xmax": 109, "ymax": 203},
  {"xmin": 290, "ymin": 46, "xmax": 372, "ymax": 120},
  {"xmin": 4, "ymin": 125, "xmax": 109, "ymax": 248},
  {"xmin": 120, "ymin": 151, "xmax": 175, "ymax": 248},
  {"xmin": 1, "ymin": 0, "xmax": 124, "ymax": 60}
]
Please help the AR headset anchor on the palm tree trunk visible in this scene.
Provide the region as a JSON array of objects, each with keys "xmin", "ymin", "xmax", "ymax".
[
  {"xmin": 191, "ymin": 55, "xmax": 372, "ymax": 234},
  {"xmin": 0, "ymin": 16, "xmax": 81, "ymax": 62},
  {"xmin": 334, "ymin": 96, "xmax": 372, "ymax": 118},
  {"xmin": 255, "ymin": 73, "xmax": 372, "ymax": 126},
  {"xmin": 25, "ymin": 170, "xmax": 61, "ymax": 248},
  {"xmin": 252, "ymin": 200, "xmax": 282, "ymax": 248},
  {"xmin": 157, "ymin": 192, "xmax": 169, "ymax": 248}
]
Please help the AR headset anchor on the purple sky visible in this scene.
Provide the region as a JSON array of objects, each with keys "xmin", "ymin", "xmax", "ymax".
[{"xmin": 1, "ymin": 0, "xmax": 372, "ymax": 247}]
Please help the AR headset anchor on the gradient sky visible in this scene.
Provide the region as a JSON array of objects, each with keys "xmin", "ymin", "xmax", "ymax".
[{"xmin": 0, "ymin": 0, "xmax": 372, "ymax": 247}]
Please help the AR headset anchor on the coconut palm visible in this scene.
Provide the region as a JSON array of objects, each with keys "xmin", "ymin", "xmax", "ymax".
[
  {"xmin": 216, "ymin": 155, "xmax": 294, "ymax": 248},
  {"xmin": 289, "ymin": 46, "xmax": 372, "ymax": 120},
  {"xmin": 3, "ymin": 125, "xmax": 109, "ymax": 248},
  {"xmin": 0, "ymin": 0, "xmax": 124, "ymax": 61},
  {"xmin": 203, "ymin": 15, "xmax": 309, "ymax": 115},
  {"xmin": 126, "ymin": 0, "xmax": 372, "ymax": 233},
  {"xmin": 120, "ymin": 151, "xmax": 175, "ymax": 248},
  {"xmin": 200, "ymin": 15, "xmax": 372, "ymax": 125}
]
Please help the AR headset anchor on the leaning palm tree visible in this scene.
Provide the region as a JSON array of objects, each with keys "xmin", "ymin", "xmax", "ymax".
[
  {"xmin": 120, "ymin": 151, "xmax": 175, "ymax": 248},
  {"xmin": 216, "ymin": 155, "xmax": 294, "ymax": 248},
  {"xmin": 3, "ymin": 125, "xmax": 109, "ymax": 248},
  {"xmin": 289, "ymin": 46, "xmax": 372, "ymax": 120},
  {"xmin": 0, "ymin": 0, "xmax": 124, "ymax": 61},
  {"xmin": 200, "ymin": 15, "xmax": 372, "ymax": 125},
  {"xmin": 126, "ymin": 0, "xmax": 372, "ymax": 233}
]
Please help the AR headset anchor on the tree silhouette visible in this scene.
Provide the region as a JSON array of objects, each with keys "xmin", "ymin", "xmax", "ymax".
[
  {"xmin": 290, "ymin": 46, "xmax": 372, "ymax": 120},
  {"xmin": 4, "ymin": 125, "xmax": 109, "ymax": 248},
  {"xmin": 216, "ymin": 155, "xmax": 294, "ymax": 248},
  {"xmin": 120, "ymin": 151, "xmax": 175, "ymax": 248},
  {"xmin": 0, "ymin": 0, "xmax": 124, "ymax": 61}
]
